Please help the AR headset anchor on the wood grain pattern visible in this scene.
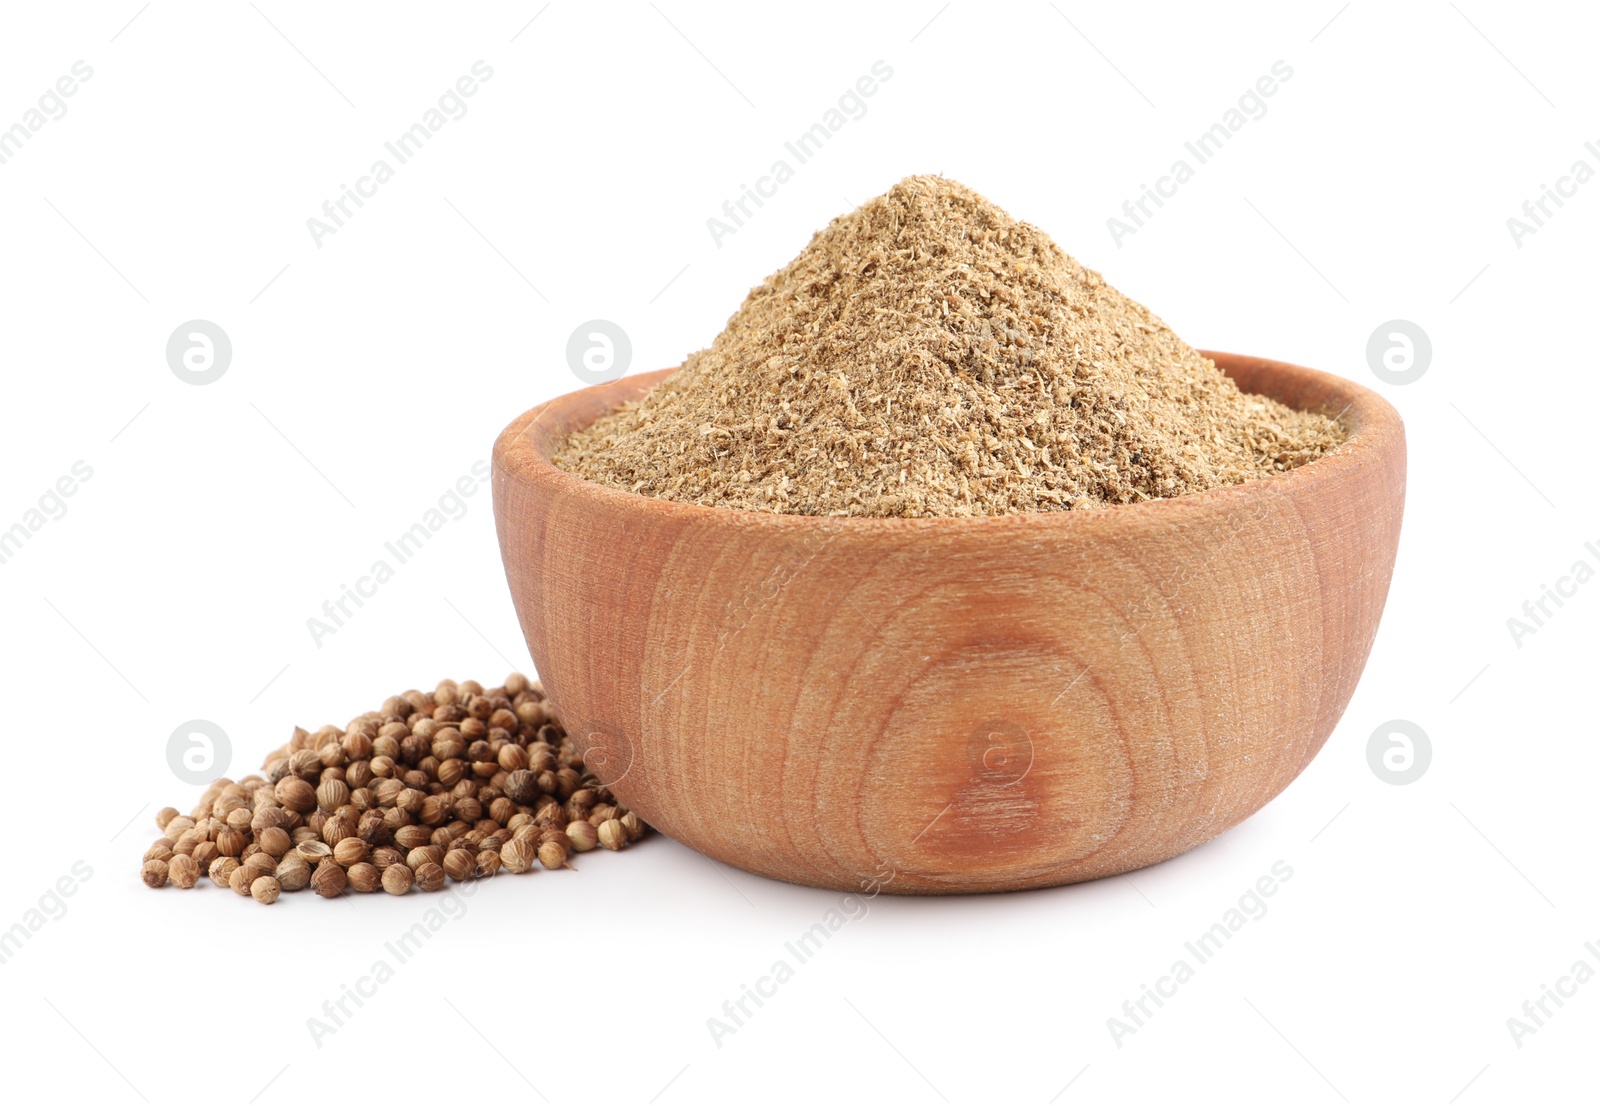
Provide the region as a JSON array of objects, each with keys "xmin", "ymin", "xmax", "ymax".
[{"xmin": 492, "ymin": 353, "xmax": 1406, "ymax": 894}]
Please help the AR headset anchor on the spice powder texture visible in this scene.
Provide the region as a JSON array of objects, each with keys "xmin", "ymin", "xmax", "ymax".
[{"xmin": 555, "ymin": 176, "xmax": 1345, "ymax": 517}]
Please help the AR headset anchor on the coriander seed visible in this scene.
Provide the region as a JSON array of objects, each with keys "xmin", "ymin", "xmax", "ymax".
[
  {"xmin": 168, "ymin": 853, "xmax": 200, "ymax": 889},
  {"xmin": 620, "ymin": 811, "xmax": 645, "ymax": 842},
  {"xmin": 501, "ymin": 836, "xmax": 536, "ymax": 873},
  {"xmin": 566, "ymin": 821, "xmax": 599, "ymax": 852},
  {"xmin": 371, "ymin": 846, "xmax": 404, "ymax": 871},
  {"xmin": 333, "ymin": 838, "xmax": 368, "ymax": 867},
  {"xmin": 322, "ymin": 812, "xmax": 356, "ymax": 846},
  {"xmin": 242, "ymin": 853, "xmax": 277, "ymax": 882},
  {"xmin": 258, "ymin": 826, "xmax": 292, "ymax": 858},
  {"xmin": 275, "ymin": 776, "xmax": 316, "ymax": 813},
  {"xmin": 598, "ymin": 819, "xmax": 627, "ymax": 851},
  {"xmin": 141, "ymin": 671, "xmax": 648, "ymax": 904},
  {"xmin": 346, "ymin": 862, "xmax": 381, "ymax": 893},
  {"xmin": 381, "ymin": 864, "xmax": 413, "ymax": 895},
  {"xmin": 406, "ymin": 846, "xmax": 441, "ymax": 871},
  {"xmin": 442, "ymin": 849, "xmax": 475, "ymax": 882},
  {"xmin": 296, "ymin": 840, "xmax": 332, "ymax": 863},
  {"xmin": 413, "ymin": 862, "xmax": 445, "ymax": 892},
  {"xmin": 215, "ymin": 827, "xmax": 246, "ymax": 858},
  {"xmin": 310, "ymin": 859, "xmax": 346, "ymax": 898},
  {"xmin": 392, "ymin": 824, "xmax": 431, "ymax": 850},
  {"xmin": 316, "ymin": 778, "xmax": 349, "ymax": 812},
  {"xmin": 163, "ymin": 815, "xmax": 195, "ymax": 843},
  {"xmin": 276, "ymin": 854, "xmax": 311, "ymax": 892},
  {"xmin": 229, "ymin": 866, "xmax": 254, "ymax": 897}
]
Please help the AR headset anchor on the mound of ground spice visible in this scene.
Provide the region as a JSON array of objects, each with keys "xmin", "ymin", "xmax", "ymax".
[{"xmin": 555, "ymin": 175, "xmax": 1344, "ymax": 516}]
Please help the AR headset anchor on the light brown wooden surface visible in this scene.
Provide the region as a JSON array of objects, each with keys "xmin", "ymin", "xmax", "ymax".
[{"xmin": 492, "ymin": 353, "xmax": 1407, "ymax": 894}]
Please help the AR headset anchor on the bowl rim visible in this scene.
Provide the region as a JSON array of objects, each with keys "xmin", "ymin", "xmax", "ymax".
[{"xmin": 493, "ymin": 351, "xmax": 1405, "ymax": 532}]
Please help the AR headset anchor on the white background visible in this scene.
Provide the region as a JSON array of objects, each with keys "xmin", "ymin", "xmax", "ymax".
[{"xmin": 1, "ymin": 2, "xmax": 1595, "ymax": 1103}]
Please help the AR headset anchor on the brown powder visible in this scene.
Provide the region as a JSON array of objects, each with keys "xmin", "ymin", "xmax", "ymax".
[{"xmin": 555, "ymin": 175, "xmax": 1344, "ymax": 517}]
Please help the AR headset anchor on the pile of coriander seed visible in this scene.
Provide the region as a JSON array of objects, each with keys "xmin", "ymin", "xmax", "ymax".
[{"xmin": 139, "ymin": 673, "xmax": 646, "ymax": 904}]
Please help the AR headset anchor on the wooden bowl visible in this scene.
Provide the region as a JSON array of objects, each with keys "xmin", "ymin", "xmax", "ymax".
[{"xmin": 492, "ymin": 352, "xmax": 1405, "ymax": 894}]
